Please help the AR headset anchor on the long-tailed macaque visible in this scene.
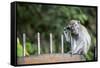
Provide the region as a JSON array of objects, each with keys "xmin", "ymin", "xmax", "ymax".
[{"xmin": 64, "ymin": 20, "xmax": 91, "ymax": 55}]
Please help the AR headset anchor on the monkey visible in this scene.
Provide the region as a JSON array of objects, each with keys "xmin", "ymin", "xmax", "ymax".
[{"xmin": 63, "ymin": 20, "xmax": 91, "ymax": 55}]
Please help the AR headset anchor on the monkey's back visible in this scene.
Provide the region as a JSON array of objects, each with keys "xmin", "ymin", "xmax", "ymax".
[{"xmin": 76, "ymin": 24, "xmax": 91, "ymax": 54}]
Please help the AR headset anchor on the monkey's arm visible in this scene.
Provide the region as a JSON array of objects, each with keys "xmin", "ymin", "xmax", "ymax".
[{"xmin": 64, "ymin": 30, "xmax": 71, "ymax": 42}]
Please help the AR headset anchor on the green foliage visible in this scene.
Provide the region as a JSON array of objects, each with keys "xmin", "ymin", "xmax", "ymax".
[
  {"xmin": 26, "ymin": 42, "xmax": 37, "ymax": 55},
  {"xmin": 17, "ymin": 38, "xmax": 23, "ymax": 57},
  {"xmin": 26, "ymin": 42, "xmax": 33, "ymax": 54},
  {"xmin": 17, "ymin": 38, "xmax": 30, "ymax": 57}
]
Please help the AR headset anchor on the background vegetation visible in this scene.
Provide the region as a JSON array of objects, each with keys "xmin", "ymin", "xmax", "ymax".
[{"xmin": 16, "ymin": 3, "xmax": 97, "ymax": 61}]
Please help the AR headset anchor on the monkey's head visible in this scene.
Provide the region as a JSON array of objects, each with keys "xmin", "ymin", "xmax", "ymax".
[{"xmin": 64, "ymin": 20, "xmax": 80, "ymax": 36}]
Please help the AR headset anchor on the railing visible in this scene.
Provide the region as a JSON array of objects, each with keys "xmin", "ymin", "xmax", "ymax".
[
  {"xmin": 17, "ymin": 32, "xmax": 84, "ymax": 65},
  {"xmin": 22, "ymin": 32, "xmax": 64, "ymax": 56}
]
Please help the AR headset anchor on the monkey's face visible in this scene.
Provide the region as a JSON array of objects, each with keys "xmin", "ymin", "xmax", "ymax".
[{"xmin": 64, "ymin": 20, "xmax": 80, "ymax": 35}]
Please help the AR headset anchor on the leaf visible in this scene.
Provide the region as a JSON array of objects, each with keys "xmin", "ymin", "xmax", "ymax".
[
  {"xmin": 17, "ymin": 38, "xmax": 30, "ymax": 57},
  {"xmin": 17, "ymin": 38, "xmax": 23, "ymax": 57},
  {"xmin": 26, "ymin": 42, "xmax": 33, "ymax": 54}
]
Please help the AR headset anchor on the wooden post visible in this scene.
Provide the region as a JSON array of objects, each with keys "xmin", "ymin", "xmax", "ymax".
[
  {"xmin": 23, "ymin": 33, "xmax": 26, "ymax": 57},
  {"xmin": 50, "ymin": 33, "xmax": 53, "ymax": 54},
  {"xmin": 37, "ymin": 32, "xmax": 40, "ymax": 55},
  {"xmin": 61, "ymin": 34, "xmax": 64, "ymax": 54}
]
